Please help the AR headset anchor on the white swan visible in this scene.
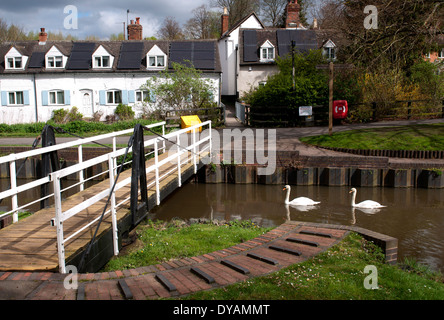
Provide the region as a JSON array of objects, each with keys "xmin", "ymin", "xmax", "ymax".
[
  {"xmin": 349, "ymin": 188, "xmax": 385, "ymax": 209},
  {"xmin": 283, "ymin": 185, "xmax": 320, "ymax": 206}
]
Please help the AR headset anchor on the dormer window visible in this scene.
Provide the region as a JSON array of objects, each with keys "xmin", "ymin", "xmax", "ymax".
[
  {"xmin": 322, "ymin": 40, "xmax": 337, "ymax": 61},
  {"xmin": 323, "ymin": 47, "xmax": 336, "ymax": 60},
  {"xmin": 149, "ymin": 56, "xmax": 165, "ymax": 68},
  {"xmin": 5, "ymin": 47, "xmax": 27, "ymax": 70},
  {"xmin": 94, "ymin": 56, "xmax": 110, "ymax": 68},
  {"xmin": 7, "ymin": 57, "xmax": 22, "ymax": 69},
  {"xmin": 47, "ymin": 56, "xmax": 63, "ymax": 68},
  {"xmin": 146, "ymin": 45, "xmax": 167, "ymax": 70},
  {"xmin": 92, "ymin": 45, "xmax": 114, "ymax": 69},
  {"xmin": 260, "ymin": 40, "xmax": 275, "ymax": 62},
  {"xmin": 45, "ymin": 46, "xmax": 67, "ymax": 69}
]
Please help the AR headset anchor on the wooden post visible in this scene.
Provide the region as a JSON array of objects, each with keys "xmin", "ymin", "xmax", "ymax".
[{"xmin": 329, "ymin": 62, "xmax": 334, "ymax": 136}]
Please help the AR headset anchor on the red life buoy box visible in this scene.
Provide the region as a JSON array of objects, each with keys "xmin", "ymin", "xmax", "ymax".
[{"xmin": 333, "ymin": 100, "xmax": 348, "ymax": 119}]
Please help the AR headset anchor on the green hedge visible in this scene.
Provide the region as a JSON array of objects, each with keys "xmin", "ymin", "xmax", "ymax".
[{"xmin": 0, "ymin": 119, "xmax": 161, "ymax": 136}]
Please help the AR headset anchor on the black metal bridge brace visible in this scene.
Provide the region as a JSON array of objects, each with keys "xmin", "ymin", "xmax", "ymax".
[
  {"xmin": 130, "ymin": 124, "xmax": 149, "ymax": 228},
  {"xmin": 38, "ymin": 123, "xmax": 151, "ymax": 228},
  {"xmin": 40, "ymin": 125, "xmax": 60, "ymax": 209}
]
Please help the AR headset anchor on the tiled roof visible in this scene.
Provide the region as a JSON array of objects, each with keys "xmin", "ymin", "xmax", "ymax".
[{"xmin": 0, "ymin": 39, "xmax": 221, "ymax": 74}]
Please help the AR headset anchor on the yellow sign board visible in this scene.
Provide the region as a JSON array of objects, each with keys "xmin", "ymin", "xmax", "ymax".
[{"xmin": 180, "ymin": 115, "xmax": 202, "ymax": 133}]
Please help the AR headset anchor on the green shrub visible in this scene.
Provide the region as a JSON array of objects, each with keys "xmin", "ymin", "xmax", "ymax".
[
  {"xmin": 52, "ymin": 108, "xmax": 69, "ymax": 123},
  {"xmin": 247, "ymin": 50, "xmax": 329, "ymax": 108},
  {"xmin": 114, "ymin": 104, "xmax": 135, "ymax": 120},
  {"xmin": 67, "ymin": 107, "xmax": 83, "ymax": 122},
  {"xmin": 52, "ymin": 107, "xmax": 83, "ymax": 123}
]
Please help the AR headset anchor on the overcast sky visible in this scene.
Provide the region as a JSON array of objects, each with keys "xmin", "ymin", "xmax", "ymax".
[
  {"xmin": 0, "ymin": 0, "xmax": 210, "ymax": 39},
  {"xmin": 1, "ymin": 0, "xmax": 320, "ymax": 40}
]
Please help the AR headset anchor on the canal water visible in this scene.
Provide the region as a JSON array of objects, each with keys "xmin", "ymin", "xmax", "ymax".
[
  {"xmin": 149, "ymin": 182, "xmax": 444, "ymax": 273},
  {"xmin": 2, "ymin": 178, "xmax": 443, "ymax": 273}
]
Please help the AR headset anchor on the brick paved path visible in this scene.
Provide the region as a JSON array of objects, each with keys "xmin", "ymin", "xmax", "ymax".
[{"xmin": 0, "ymin": 221, "xmax": 351, "ymax": 300}]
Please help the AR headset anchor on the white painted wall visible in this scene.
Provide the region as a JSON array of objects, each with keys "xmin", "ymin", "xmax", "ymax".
[
  {"xmin": 237, "ymin": 65, "xmax": 278, "ymax": 98},
  {"xmin": 219, "ymin": 14, "xmax": 263, "ymax": 96},
  {"xmin": 0, "ymin": 72, "xmax": 221, "ymax": 124}
]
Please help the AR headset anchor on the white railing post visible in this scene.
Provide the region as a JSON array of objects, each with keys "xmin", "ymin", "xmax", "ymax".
[
  {"xmin": 9, "ymin": 161, "xmax": 18, "ymax": 223},
  {"xmin": 108, "ymin": 154, "xmax": 119, "ymax": 256},
  {"xmin": 177, "ymin": 134, "xmax": 182, "ymax": 187},
  {"xmin": 192, "ymin": 128, "xmax": 197, "ymax": 174},
  {"xmin": 53, "ymin": 173, "xmax": 66, "ymax": 274},
  {"xmin": 154, "ymin": 139, "xmax": 160, "ymax": 205},
  {"xmin": 162, "ymin": 124, "xmax": 166, "ymax": 154},
  {"xmin": 209, "ymin": 122, "xmax": 212, "ymax": 160},
  {"xmin": 112, "ymin": 137, "xmax": 117, "ymax": 177},
  {"xmin": 78, "ymin": 145, "xmax": 84, "ymax": 192}
]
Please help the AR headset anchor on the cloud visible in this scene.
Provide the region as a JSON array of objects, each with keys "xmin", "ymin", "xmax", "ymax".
[{"xmin": 0, "ymin": 0, "xmax": 208, "ymax": 39}]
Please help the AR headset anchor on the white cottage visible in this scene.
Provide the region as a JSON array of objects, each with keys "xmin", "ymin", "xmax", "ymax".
[
  {"xmin": 0, "ymin": 24, "xmax": 222, "ymax": 124},
  {"xmin": 218, "ymin": 0, "xmax": 338, "ymax": 99}
]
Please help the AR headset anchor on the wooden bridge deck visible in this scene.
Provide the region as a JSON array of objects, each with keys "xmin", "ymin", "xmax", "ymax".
[{"xmin": 0, "ymin": 151, "xmax": 196, "ymax": 272}]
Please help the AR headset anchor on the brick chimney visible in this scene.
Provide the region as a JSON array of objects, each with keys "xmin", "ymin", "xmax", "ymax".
[
  {"xmin": 221, "ymin": 7, "xmax": 229, "ymax": 36},
  {"xmin": 286, "ymin": 0, "xmax": 301, "ymax": 29},
  {"xmin": 39, "ymin": 28, "xmax": 48, "ymax": 44},
  {"xmin": 128, "ymin": 17, "xmax": 143, "ymax": 40}
]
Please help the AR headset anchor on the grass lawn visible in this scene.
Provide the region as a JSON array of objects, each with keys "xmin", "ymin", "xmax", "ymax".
[
  {"xmin": 102, "ymin": 219, "xmax": 444, "ymax": 300},
  {"xmin": 300, "ymin": 123, "xmax": 444, "ymax": 151},
  {"xmin": 102, "ymin": 219, "xmax": 270, "ymax": 271}
]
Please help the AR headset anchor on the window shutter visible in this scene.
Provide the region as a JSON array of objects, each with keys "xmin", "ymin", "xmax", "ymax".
[
  {"xmin": 64, "ymin": 90, "xmax": 71, "ymax": 105},
  {"xmin": 128, "ymin": 90, "xmax": 135, "ymax": 104},
  {"xmin": 1, "ymin": 91, "xmax": 8, "ymax": 106},
  {"xmin": 121, "ymin": 90, "xmax": 128, "ymax": 105},
  {"xmin": 41, "ymin": 91, "xmax": 49, "ymax": 106},
  {"xmin": 23, "ymin": 90, "xmax": 30, "ymax": 105},
  {"xmin": 150, "ymin": 91, "xmax": 156, "ymax": 103},
  {"xmin": 99, "ymin": 90, "xmax": 106, "ymax": 105}
]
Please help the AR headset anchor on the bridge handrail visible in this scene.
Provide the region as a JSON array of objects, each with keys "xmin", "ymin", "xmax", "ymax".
[
  {"xmin": 51, "ymin": 120, "xmax": 212, "ymax": 273},
  {"xmin": 0, "ymin": 121, "xmax": 166, "ymax": 165},
  {"xmin": 0, "ymin": 121, "xmax": 166, "ymax": 223}
]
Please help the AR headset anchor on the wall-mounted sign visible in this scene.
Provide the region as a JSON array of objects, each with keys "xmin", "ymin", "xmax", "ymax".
[{"xmin": 299, "ymin": 106, "xmax": 312, "ymax": 116}]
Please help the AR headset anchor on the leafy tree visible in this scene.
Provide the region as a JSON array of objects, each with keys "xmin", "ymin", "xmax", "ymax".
[
  {"xmin": 141, "ymin": 62, "xmax": 217, "ymax": 111},
  {"xmin": 410, "ymin": 60, "xmax": 444, "ymax": 103},
  {"xmin": 317, "ymin": 0, "xmax": 443, "ymax": 72},
  {"xmin": 246, "ymin": 50, "xmax": 329, "ymax": 107}
]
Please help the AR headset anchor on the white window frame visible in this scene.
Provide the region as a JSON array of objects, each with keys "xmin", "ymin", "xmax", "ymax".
[
  {"xmin": 8, "ymin": 91, "xmax": 24, "ymax": 105},
  {"xmin": 47, "ymin": 56, "xmax": 63, "ymax": 68},
  {"xmin": 7, "ymin": 57, "xmax": 23, "ymax": 69},
  {"xmin": 135, "ymin": 90, "xmax": 149, "ymax": 103},
  {"xmin": 49, "ymin": 90, "xmax": 65, "ymax": 105},
  {"xmin": 438, "ymin": 49, "xmax": 444, "ymax": 59},
  {"xmin": 94, "ymin": 55, "xmax": 111, "ymax": 68},
  {"xmin": 260, "ymin": 41, "xmax": 275, "ymax": 62},
  {"xmin": 106, "ymin": 90, "xmax": 122, "ymax": 105},
  {"xmin": 323, "ymin": 47, "xmax": 336, "ymax": 61},
  {"xmin": 148, "ymin": 55, "xmax": 166, "ymax": 69}
]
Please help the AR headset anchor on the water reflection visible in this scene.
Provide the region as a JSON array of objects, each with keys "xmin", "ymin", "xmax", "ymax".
[{"xmin": 150, "ymin": 183, "xmax": 444, "ymax": 273}]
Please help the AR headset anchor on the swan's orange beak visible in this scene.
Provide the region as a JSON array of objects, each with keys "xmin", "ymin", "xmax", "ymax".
[
  {"xmin": 349, "ymin": 190, "xmax": 353, "ymax": 193},
  {"xmin": 283, "ymin": 187, "xmax": 287, "ymax": 191}
]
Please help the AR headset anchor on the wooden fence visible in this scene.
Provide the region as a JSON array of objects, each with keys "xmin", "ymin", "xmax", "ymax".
[
  {"xmin": 165, "ymin": 105, "xmax": 225, "ymax": 129},
  {"xmin": 241, "ymin": 99, "xmax": 444, "ymax": 127}
]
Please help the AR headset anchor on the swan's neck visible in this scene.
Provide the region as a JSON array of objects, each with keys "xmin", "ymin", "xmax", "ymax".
[
  {"xmin": 285, "ymin": 188, "xmax": 291, "ymax": 204},
  {"xmin": 351, "ymin": 191, "xmax": 357, "ymax": 207}
]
